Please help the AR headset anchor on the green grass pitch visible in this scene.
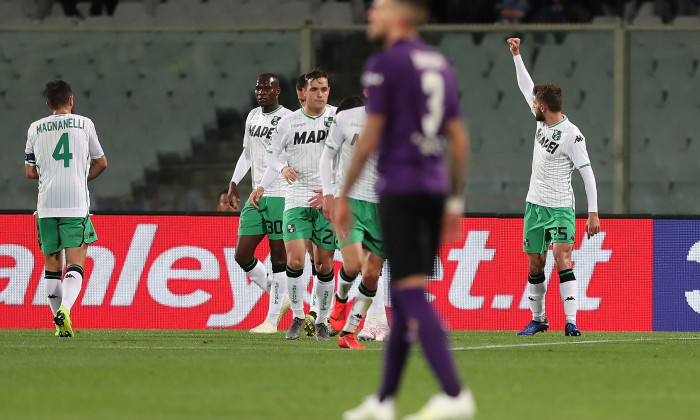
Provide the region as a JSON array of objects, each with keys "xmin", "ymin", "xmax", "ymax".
[{"xmin": 1, "ymin": 329, "xmax": 698, "ymax": 419}]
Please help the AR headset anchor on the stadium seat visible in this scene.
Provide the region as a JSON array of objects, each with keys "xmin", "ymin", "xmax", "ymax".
[{"xmin": 314, "ymin": 1, "xmax": 353, "ymax": 24}]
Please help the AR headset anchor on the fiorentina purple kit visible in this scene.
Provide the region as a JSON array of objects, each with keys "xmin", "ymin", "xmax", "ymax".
[{"xmin": 362, "ymin": 38, "xmax": 461, "ymax": 196}]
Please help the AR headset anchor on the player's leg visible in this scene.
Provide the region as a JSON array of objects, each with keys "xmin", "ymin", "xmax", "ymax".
[
  {"xmin": 311, "ymin": 210, "xmax": 337, "ymax": 341},
  {"xmin": 339, "ymin": 249, "xmax": 383, "ymax": 349},
  {"xmin": 388, "ymin": 195, "xmax": 474, "ymax": 419},
  {"xmin": 304, "ymin": 241, "xmax": 318, "ymax": 336},
  {"xmin": 37, "ymin": 217, "xmax": 63, "ymax": 332},
  {"xmin": 519, "ymin": 203, "xmax": 551, "ymax": 336},
  {"xmin": 551, "ymin": 207, "xmax": 580, "ymax": 336},
  {"xmin": 51, "ymin": 216, "xmax": 97, "ymax": 337},
  {"xmin": 329, "ymin": 241, "xmax": 363, "ymax": 334},
  {"xmin": 250, "ymin": 197, "xmax": 290, "ymax": 333},
  {"xmin": 235, "ymin": 199, "xmax": 270, "ymax": 292},
  {"xmin": 282, "ymin": 208, "xmax": 314, "ymax": 340},
  {"xmin": 359, "ymin": 269, "xmax": 390, "ymax": 341}
]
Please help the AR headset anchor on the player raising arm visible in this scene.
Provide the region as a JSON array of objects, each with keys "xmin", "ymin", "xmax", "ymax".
[
  {"xmin": 25, "ymin": 80, "xmax": 107, "ymax": 338},
  {"xmin": 507, "ymin": 37, "xmax": 600, "ymax": 337}
]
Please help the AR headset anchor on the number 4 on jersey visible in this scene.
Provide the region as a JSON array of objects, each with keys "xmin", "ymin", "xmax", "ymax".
[{"xmin": 52, "ymin": 133, "xmax": 73, "ymax": 167}]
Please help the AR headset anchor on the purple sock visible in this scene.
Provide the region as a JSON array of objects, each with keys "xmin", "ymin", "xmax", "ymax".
[
  {"xmin": 398, "ymin": 287, "xmax": 462, "ymax": 397},
  {"xmin": 378, "ymin": 286, "xmax": 411, "ymax": 401}
]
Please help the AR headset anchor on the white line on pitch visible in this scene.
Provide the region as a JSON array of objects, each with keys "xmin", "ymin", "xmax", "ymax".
[{"xmin": 452, "ymin": 336, "xmax": 700, "ymax": 351}]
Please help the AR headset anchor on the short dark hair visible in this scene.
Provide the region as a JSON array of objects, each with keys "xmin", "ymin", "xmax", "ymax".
[
  {"xmin": 219, "ymin": 189, "xmax": 228, "ymax": 199},
  {"xmin": 533, "ymin": 83, "xmax": 563, "ymax": 112},
  {"xmin": 336, "ymin": 95, "xmax": 364, "ymax": 114},
  {"xmin": 304, "ymin": 67, "xmax": 329, "ymax": 88},
  {"xmin": 395, "ymin": 0, "xmax": 429, "ymax": 25},
  {"xmin": 43, "ymin": 80, "xmax": 72, "ymax": 109},
  {"xmin": 258, "ymin": 73, "xmax": 278, "ymax": 83},
  {"xmin": 296, "ymin": 74, "xmax": 306, "ymax": 92}
]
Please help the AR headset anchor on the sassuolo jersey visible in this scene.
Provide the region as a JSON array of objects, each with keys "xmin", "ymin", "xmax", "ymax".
[
  {"xmin": 243, "ymin": 105, "xmax": 292, "ymax": 198},
  {"xmin": 326, "ymin": 106, "xmax": 379, "ymax": 203},
  {"xmin": 25, "ymin": 113, "xmax": 104, "ymax": 218},
  {"xmin": 267, "ymin": 106, "xmax": 336, "ymax": 211},
  {"xmin": 527, "ymin": 116, "xmax": 591, "ymax": 209}
]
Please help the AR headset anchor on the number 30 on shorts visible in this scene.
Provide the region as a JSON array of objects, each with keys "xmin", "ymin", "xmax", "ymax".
[{"xmin": 264, "ymin": 220, "xmax": 283, "ymax": 235}]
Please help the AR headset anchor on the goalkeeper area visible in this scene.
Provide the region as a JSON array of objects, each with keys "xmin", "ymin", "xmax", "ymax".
[{"xmin": 2, "ymin": 330, "xmax": 698, "ymax": 419}]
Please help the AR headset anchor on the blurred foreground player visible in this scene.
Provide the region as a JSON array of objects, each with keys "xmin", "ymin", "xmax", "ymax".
[
  {"xmin": 340, "ymin": 0, "xmax": 475, "ymax": 419},
  {"xmin": 507, "ymin": 38, "xmax": 600, "ymax": 337},
  {"xmin": 227, "ymin": 73, "xmax": 292, "ymax": 333},
  {"xmin": 25, "ymin": 80, "xmax": 107, "ymax": 337}
]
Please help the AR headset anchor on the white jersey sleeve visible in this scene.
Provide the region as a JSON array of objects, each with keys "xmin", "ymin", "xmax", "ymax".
[
  {"xmin": 514, "ymin": 54, "xmax": 535, "ymax": 115},
  {"xmin": 87, "ymin": 120, "xmax": 104, "ymax": 159},
  {"xmin": 562, "ymin": 131, "xmax": 591, "ymax": 170}
]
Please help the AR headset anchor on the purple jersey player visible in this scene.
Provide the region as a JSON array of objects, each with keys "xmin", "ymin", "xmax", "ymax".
[{"xmin": 338, "ymin": 1, "xmax": 475, "ymax": 419}]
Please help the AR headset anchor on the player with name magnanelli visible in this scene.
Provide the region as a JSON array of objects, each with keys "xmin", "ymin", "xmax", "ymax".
[
  {"xmin": 227, "ymin": 73, "xmax": 292, "ymax": 334},
  {"xmin": 252, "ymin": 68, "xmax": 338, "ymax": 341},
  {"xmin": 507, "ymin": 37, "xmax": 600, "ymax": 337},
  {"xmin": 319, "ymin": 94, "xmax": 389, "ymax": 349},
  {"xmin": 25, "ymin": 80, "xmax": 107, "ymax": 338}
]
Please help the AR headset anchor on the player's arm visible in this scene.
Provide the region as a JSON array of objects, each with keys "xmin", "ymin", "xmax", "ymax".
[
  {"xmin": 580, "ymin": 165, "xmax": 600, "ymax": 238},
  {"xmin": 25, "ymin": 165, "xmax": 38, "ymax": 179},
  {"xmin": 86, "ymin": 121, "xmax": 107, "ymax": 181},
  {"xmin": 25, "ymin": 131, "xmax": 38, "ymax": 179},
  {"xmin": 319, "ymin": 144, "xmax": 339, "ymax": 220},
  {"xmin": 507, "ymin": 38, "xmax": 536, "ymax": 115},
  {"xmin": 567, "ymin": 133, "xmax": 600, "ymax": 238},
  {"xmin": 442, "ymin": 117, "xmax": 469, "ymax": 241},
  {"xmin": 88, "ymin": 156, "xmax": 107, "ymax": 181},
  {"xmin": 228, "ymin": 147, "xmax": 251, "ymax": 211}
]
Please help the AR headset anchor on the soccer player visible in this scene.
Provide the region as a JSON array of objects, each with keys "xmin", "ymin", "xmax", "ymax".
[
  {"xmin": 252, "ymin": 68, "xmax": 338, "ymax": 341},
  {"xmin": 319, "ymin": 94, "xmax": 387, "ymax": 349},
  {"xmin": 25, "ymin": 80, "xmax": 107, "ymax": 338},
  {"xmin": 227, "ymin": 73, "xmax": 292, "ymax": 334},
  {"xmin": 507, "ymin": 37, "xmax": 600, "ymax": 337},
  {"xmin": 341, "ymin": 1, "xmax": 475, "ymax": 419}
]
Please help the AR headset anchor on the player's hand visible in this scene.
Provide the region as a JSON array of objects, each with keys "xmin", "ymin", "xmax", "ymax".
[
  {"xmin": 441, "ymin": 211, "xmax": 460, "ymax": 243},
  {"xmin": 281, "ymin": 166, "xmax": 299, "ymax": 184},
  {"xmin": 507, "ymin": 38, "xmax": 521, "ymax": 56},
  {"xmin": 322, "ymin": 195, "xmax": 335, "ymax": 222},
  {"xmin": 586, "ymin": 212, "xmax": 600, "ymax": 239},
  {"xmin": 308, "ymin": 189, "xmax": 324, "ymax": 210},
  {"xmin": 227, "ymin": 182, "xmax": 240, "ymax": 211},
  {"xmin": 249, "ymin": 187, "xmax": 264, "ymax": 209},
  {"xmin": 334, "ymin": 196, "xmax": 351, "ymax": 240}
]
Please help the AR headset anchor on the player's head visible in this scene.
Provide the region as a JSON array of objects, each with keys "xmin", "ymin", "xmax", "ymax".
[
  {"xmin": 302, "ymin": 68, "xmax": 330, "ymax": 113},
  {"xmin": 336, "ymin": 95, "xmax": 364, "ymax": 115},
  {"xmin": 296, "ymin": 74, "xmax": 307, "ymax": 107},
  {"xmin": 367, "ymin": 0, "xmax": 429, "ymax": 41},
  {"xmin": 43, "ymin": 80, "xmax": 73, "ymax": 112},
  {"xmin": 533, "ymin": 83, "xmax": 563, "ymax": 122},
  {"xmin": 255, "ymin": 73, "xmax": 280, "ymax": 109},
  {"xmin": 217, "ymin": 190, "xmax": 235, "ymax": 212}
]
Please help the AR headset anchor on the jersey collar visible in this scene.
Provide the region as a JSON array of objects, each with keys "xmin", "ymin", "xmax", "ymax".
[
  {"xmin": 301, "ymin": 108, "xmax": 327, "ymax": 120},
  {"xmin": 548, "ymin": 115, "xmax": 567, "ymax": 129},
  {"xmin": 262, "ymin": 105, "xmax": 283, "ymax": 116}
]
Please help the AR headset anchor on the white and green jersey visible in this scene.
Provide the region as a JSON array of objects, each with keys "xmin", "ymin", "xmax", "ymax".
[
  {"xmin": 24, "ymin": 113, "xmax": 104, "ymax": 218},
  {"xmin": 267, "ymin": 106, "xmax": 336, "ymax": 211},
  {"xmin": 243, "ymin": 105, "xmax": 292, "ymax": 198},
  {"xmin": 527, "ymin": 116, "xmax": 591, "ymax": 209},
  {"xmin": 326, "ymin": 107, "xmax": 379, "ymax": 203}
]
